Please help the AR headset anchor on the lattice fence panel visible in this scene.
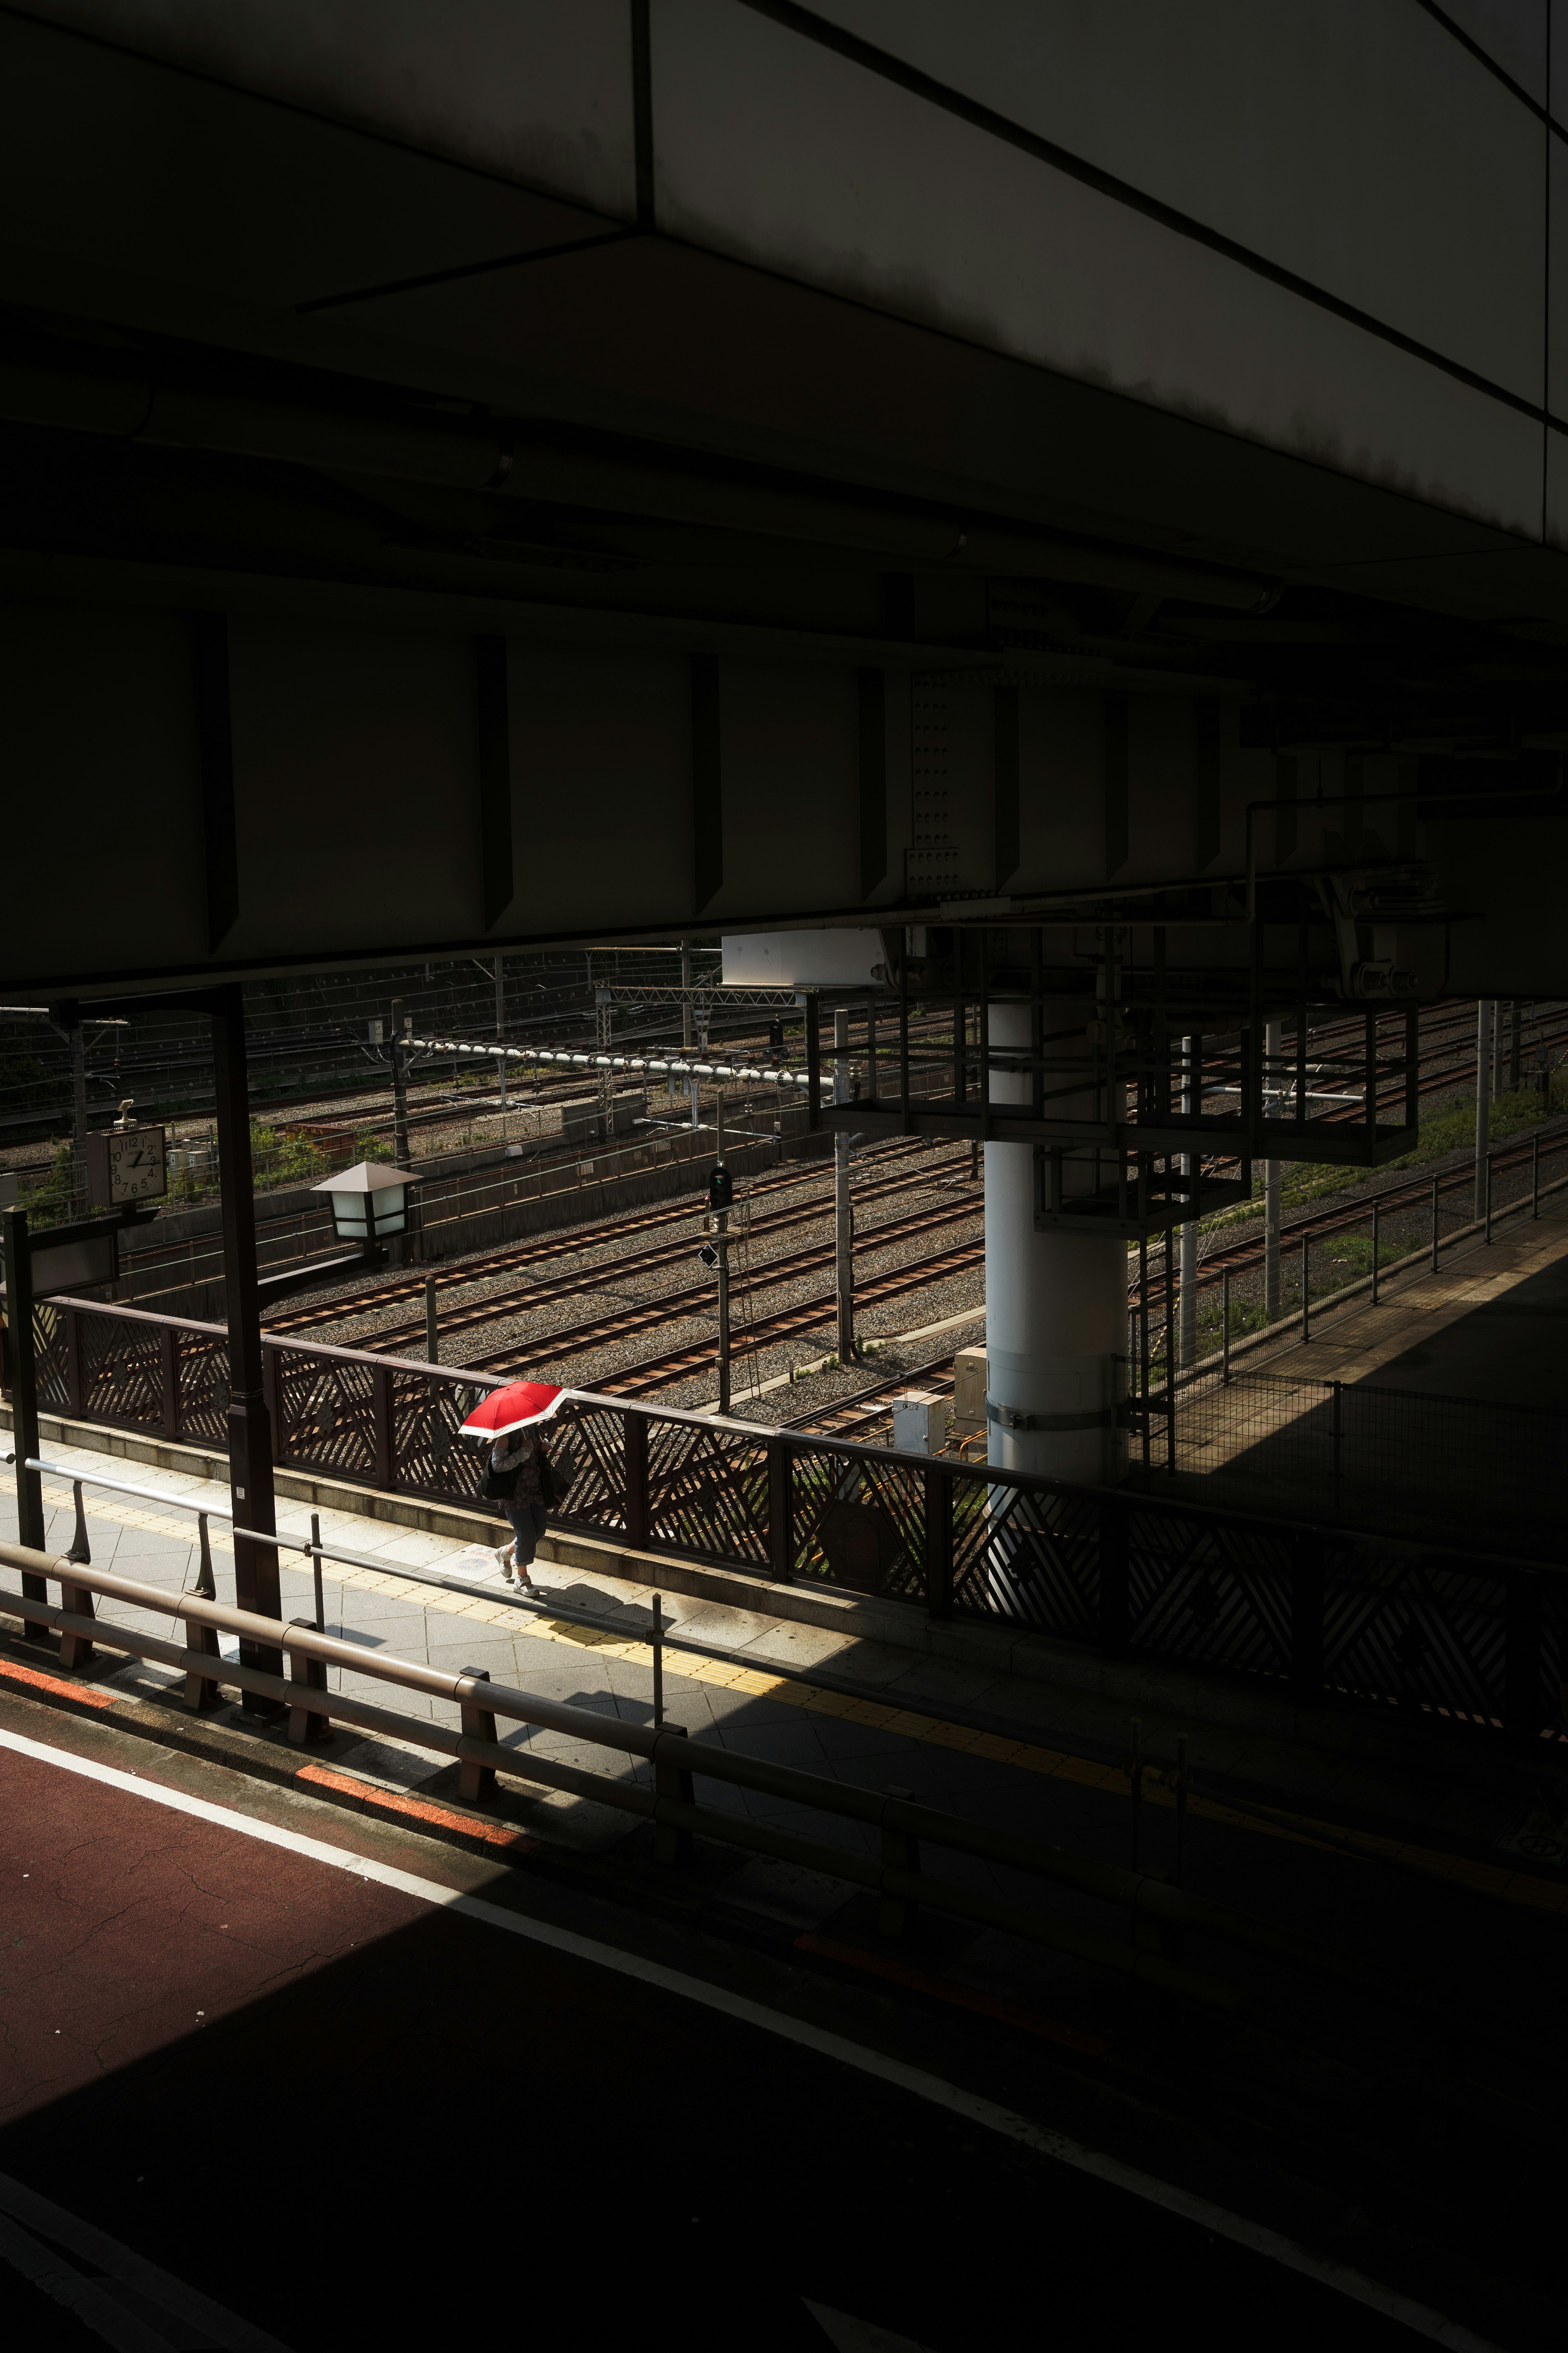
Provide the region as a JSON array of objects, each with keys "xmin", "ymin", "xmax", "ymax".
[
  {"xmin": 174, "ymin": 1333, "xmax": 229, "ymax": 1443},
  {"xmin": 1323, "ymin": 1544, "xmax": 1508, "ymax": 1725},
  {"xmin": 78, "ymin": 1311, "xmax": 164, "ymax": 1433},
  {"xmin": 32, "ymin": 1305, "xmax": 67, "ymax": 1414},
  {"xmin": 548, "ymin": 1404, "xmax": 629, "ymax": 1538},
  {"xmin": 389, "ymin": 1371, "xmax": 491, "ymax": 1507},
  {"xmin": 951, "ymin": 1479, "xmax": 1100, "ymax": 1635},
  {"xmin": 272, "ymin": 1350, "xmax": 377, "ymax": 1482},
  {"xmin": 789, "ymin": 1446, "xmax": 924, "ymax": 1597},
  {"xmin": 1126, "ymin": 1504, "xmax": 1294, "ymax": 1682},
  {"xmin": 648, "ymin": 1418, "xmax": 770, "ymax": 1569}
]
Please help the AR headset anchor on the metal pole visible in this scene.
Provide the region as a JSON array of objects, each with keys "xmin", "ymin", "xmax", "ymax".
[
  {"xmin": 1371, "ymin": 1196, "xmax": 1380, "ymax": 1306},
  {"xmin": 1331, "ymin": 1380, "xmax": 1342, "ymax": 1521},
  {"xmin": 1221, "ymin": 1268, "xmax": 1231, "ymax": 1383},
  {"xmin": 1431, "ymin": 1175, "xmax": 1439, "ymax": 1272},
  {"xmin": 1128, "ymin": 1717, "xmax": 1143, "ymax": 1867},
  {"xmin": 652, "ymin": 1590, "xmax": 664, "ymax": 1728},
  {"xmin": 833, "ymin": 1008, "xmax": 853, "ymax": 1364},
  {"xmin": 1264, "ymin": 1018, "xmax": 1281, "ymax": 1320},
  {"xmin": 1301, "ymin": 1233, "xmax": 1310, "ymax": 1342},
  {"xmin": 1533, "ymin": 1131, "xmax": 1540, "ymax": 1219},
  {"xmin": 1174, "ymin": 1733, "xmax": 1188, "ymax": 1889},
  {"xmin": 1485, "ymin": 1149, "xmax": 1492, "ymax": 1244},
  {"xmin": 1474, "ymin": 998, "xmax": 1491, "ymax": 1223},
  {"xmin": 1138, "ymin": 1235, "xmax": 1150, "ymax": 1473},
  {"xmin": 1164, "ymin": 1211, "xmax": 1176, "ymax": 1475},
  {"xmin": 495, "ymin": 956, "xmax": 507, "ymax": 1115},
  {"xmin": 680, "ymin": 941, "xmax": 693, "ymax": 1048},
  {"xmin": 2, "ymin": 1206, "xmax": 49, "ymax": 1638},
  {"xmin": 70, "ymin": 1019, "xmax": 89, "ymax": 1210},
  {"xmin": 1178, "ymin": 1034, "xmax": 1198, "ymax": 1369},
  {"xmin": 311, "ymin": 1509, "xmax": 324, "ymax": 1632},
  {"xmin": 210, "ymin": 983, "xmax": 284, "ymax": 1714},
  {"xmin": 390, "ymin": 998, "xmax": 411, "ymax": 1170},
  {"xmin": 1510, "ymin": 998, "xmax": 1522, "ymax": 1092},
  {"xmin": 716, "ymin": 1212, "xmax": 731, "ymax": 1416},
  {"xmin": 425, "ymin": 1273, "xmax": 439, "ymax": 1366}
]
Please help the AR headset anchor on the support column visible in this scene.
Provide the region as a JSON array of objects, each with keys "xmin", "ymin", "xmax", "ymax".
[
  {"xmin": 985, "ymin": 1001, "xmax": 1125, "ymax": 1486},
  {"xmin": 1474, "ymin": 998, "xmax": 1492, "ymax": 1224},
  {"xmin": 211, "ymin": 984, "xmax": 284, "ymax": 1715}
]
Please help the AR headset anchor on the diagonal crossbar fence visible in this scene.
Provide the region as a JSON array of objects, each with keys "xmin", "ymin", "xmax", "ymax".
[{"xmin": 7, "ymin": 1285, "xmax": 1566, "ymax": 1754}]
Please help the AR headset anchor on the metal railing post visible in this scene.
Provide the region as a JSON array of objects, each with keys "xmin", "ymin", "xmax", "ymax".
[
  {"xmin": 158, "ymin": 1322, "xmax": 179, "ymax": 1438},
  {"xmin": 1174, "ymin": 1734, "xmax": 1188, "ymax": 1890},
  {"xmin": 767, "ymin": 1436, "xmax": 793, "ymax": 1582},
  {"xmin": 286, "ymin": 1618, "xmax": 333, "ymax": 1747},
  {"xmin": 624, "ymin": 1410, "xmax": 650, "ymax": 1552},
  {"xmin": 878, "ymin": 1787, "xmax": 919, "ymax": 1936},
  {"xmin": 1290, "ymin": 1530, "xmax": 1325, "ymax": 1706},
  {"xmin": 458, "ymin": 1667, "xmax": 499, "ymax": 1805},
  {"xmin": 651, "ymin": 1591, "xmax": 664, "ymax": 1728},
  {"xmin": 1371, "ymin": 1197, "xmax": 1380, "ymax": 1307},
  {"xmin": 924, "ymin": 1463, "xmax": 953, "ymax": 1619},
  {"xmin": 372, "ymin": 1363, "xmax": 395, "ymax": 1489},
  {"xmin": 310, "ymin": 1510, "xmax": 324, "ymax": 1632},
  {"xmin": 1485, "ymin": 1149, "xmax": 1492, "ymax": 1244},
  {"xmin": 1221, "ymin": 1268, "xmax": 1231, "ymax": 1382},
  {"xmin": 192, "ymin": 1510, "xmax": 217, "ymax": 1600},
  {"xmin": 1431, "ymin": 1174, "xmax": 1440, "ymax": 1273},
  {"xmin": 1533, "ymin": 1131, "xmax": 1541, "ymax": 1219},
  {"xmin": 1127, "ymin": 1718, "xmax": 1144, "ymax": 1868},
  {"xmin": 1330, "ymin": 1380, "xmax": 1343, "ymax": 1522},
  {"xmin": 654, "ymin": 1724, "xmax": 694, "ymax": 1864},
  {"xmin": 64, "ymin": 1305, "xmax": 85, "ymax": 1419},
  {"xmin": 1301, "ymin": 1234, "xmax": 1310, "ymax": 1343}
]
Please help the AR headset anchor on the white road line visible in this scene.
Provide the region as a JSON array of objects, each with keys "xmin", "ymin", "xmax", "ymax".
[{"xmin": 0, "ymin": 1724, "xmax": 1499, "ymax": 2352}]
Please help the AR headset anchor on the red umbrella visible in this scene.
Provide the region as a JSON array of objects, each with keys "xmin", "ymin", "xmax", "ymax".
[{"xmin": 459, "ymin": 1381, "xmax": 566, "ymax": 1439}]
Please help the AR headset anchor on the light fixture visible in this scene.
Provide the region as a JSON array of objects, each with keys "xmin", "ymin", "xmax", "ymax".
[{"xmin": 311, "ymin": 1160, "xmax": 412, "ymax": 1246}]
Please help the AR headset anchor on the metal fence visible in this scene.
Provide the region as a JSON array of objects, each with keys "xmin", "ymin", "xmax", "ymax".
[
  {"xmin": 11, "ymin": 1292, "xmax": 1566, "ymax": 1751},
  {"xmin": 1131, "ymin": 1363, "xmax": 1568, "ymax": 1561}
]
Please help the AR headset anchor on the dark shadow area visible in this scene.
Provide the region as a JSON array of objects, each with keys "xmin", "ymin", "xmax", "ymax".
[{"xmin": 0, "ymin": 1886, "xmax": 1463, "ymax": 2353}]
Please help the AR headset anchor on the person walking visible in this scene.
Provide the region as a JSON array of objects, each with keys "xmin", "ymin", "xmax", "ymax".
[{"xmin": 486, "ymin": 1425, "xmax": 550, "ymax": 1594}]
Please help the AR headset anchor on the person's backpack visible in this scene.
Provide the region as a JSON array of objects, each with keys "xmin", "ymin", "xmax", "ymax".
[{"xmin": 482, "ymin": 1453, "xmax": 522, "ymax": 1501}]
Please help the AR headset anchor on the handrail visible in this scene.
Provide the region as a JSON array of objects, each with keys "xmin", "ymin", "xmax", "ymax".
[
  {"xmin": 7, "ymin": 1535, "xmax": 1564, "ymax": 2141},
  {"xmin": 1, "ymin": 1536, "xmax": 1239, "ymax": 2010}
]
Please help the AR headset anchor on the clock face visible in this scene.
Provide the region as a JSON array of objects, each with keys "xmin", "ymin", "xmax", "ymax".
[{"xmin": 107, "ymin": 1129, "xmax": 167, "ymax": 1202}]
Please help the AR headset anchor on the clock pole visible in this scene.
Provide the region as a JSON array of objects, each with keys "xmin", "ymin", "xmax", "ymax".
[{"xmin": 210, "ymin": 983, "xmax": 285, "ymax": 1714}]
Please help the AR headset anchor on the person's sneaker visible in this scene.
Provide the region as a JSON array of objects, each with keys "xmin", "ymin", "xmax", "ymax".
[{"xmin": 494, "ymin": 1545, "xmax": 516, "ymax": 1577}]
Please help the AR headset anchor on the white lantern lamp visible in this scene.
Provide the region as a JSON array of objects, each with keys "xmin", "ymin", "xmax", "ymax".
[{"xmin": 312, "ymin": 1160, "xmax": 412, "ymax": 1247}]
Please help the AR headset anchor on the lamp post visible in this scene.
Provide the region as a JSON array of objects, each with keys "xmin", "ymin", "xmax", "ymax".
[{"xmin": 312, "ymin": 1161, "xmax": 414, "ymax": 1257}]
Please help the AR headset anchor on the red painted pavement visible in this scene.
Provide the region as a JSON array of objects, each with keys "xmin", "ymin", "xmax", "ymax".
[{"xmin": 0, "ymin": 1745, "xmax": 425, "ymax": 2127}]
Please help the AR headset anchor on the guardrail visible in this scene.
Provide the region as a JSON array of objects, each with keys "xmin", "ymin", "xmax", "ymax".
[
  {"xmin": 4, "ymin": 1531, "xmax": 1561, "ymax": 2147},
  {"xmin": 9, "ymin": 1290, "xmax": 1565, "ymax": 1753}
]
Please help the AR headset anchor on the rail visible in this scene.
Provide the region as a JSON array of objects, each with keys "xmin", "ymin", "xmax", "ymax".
[
  {"xmin": 0, "ymin": 1535, "xmax": 1505, "ymax": 2027},
  {"xmin": 7, "ymin": 1531, "xmax": 1562, "ymax": 2144},
  {"xmin": 8, "ymin": 1283, "xmax": 1564, "ymax": 1751}
]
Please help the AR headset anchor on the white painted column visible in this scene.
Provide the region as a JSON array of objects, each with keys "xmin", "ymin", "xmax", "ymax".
[{"xmin": 984, "ymin": 1000, "xmax": 1126, "ymax": 1486}]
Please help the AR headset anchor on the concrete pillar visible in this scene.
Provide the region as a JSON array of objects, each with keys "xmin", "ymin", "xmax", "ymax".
[{"xmin": 984, "ymin": 1000, "xmax": 1126, "ymax": 1486}]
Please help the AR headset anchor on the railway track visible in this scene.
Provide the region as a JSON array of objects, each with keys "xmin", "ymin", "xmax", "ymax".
[
  {"xmin": 1169, "ymin": 1114, "xmax": 1568, "ymax": 1306},
  {"xmin": 459, "ymin": 1196, "xmax": 984, "ymax": 1374},
  {"xmin": 352, "ymin": 1155, "xmax": 978, "ymax": 1353},
  {"xmin": 266, "ymin": 1136, "xmax": 968, "ymax": 1335},
  {"xmin": 584, "ymin": 1237, "xmax": 987, "ymax": 1397}
]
